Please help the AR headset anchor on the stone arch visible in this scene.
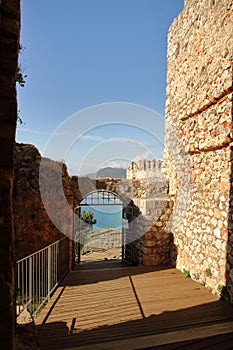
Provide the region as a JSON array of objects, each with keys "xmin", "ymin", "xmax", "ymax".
[
  {"xmin": 80, "ymin": 188, "xmax": 125, "ymax": 206},
  {"xmin": 71, "ymin": 166, "xmax": 174, "ymax": 267},
  {"xmin": 73, "ymin": 187, "xmax": 139, "ymax": 265}
]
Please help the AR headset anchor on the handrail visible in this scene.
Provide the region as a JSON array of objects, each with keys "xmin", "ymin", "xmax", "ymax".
[
  {"xmin": 17, "ymin": 237, "xmax": 67, "ymax": 263},
  {"xmin": 16, "ymin": 237, "xmax": 70, "ymax": 317}
]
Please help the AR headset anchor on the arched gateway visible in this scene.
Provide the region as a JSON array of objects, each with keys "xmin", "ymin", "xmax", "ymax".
[{"xmin": 73, "ymin": 189, "xmax": 136, "ymax": 265}]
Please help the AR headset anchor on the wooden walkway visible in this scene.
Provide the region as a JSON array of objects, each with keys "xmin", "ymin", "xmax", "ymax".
[{"xmin": 36, "ymin": 261, "xmax": 233, "ymax": 349}]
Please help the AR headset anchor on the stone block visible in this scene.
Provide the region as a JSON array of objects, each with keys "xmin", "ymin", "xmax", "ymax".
[{"xmin": 145, "ymin": 240, "xmax": 155, "ymax": 248}]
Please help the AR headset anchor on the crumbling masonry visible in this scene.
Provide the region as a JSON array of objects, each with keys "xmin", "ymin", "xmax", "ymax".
[{"xmin": 164, "ymin": 0, "xmax": 233, "ymax": 301}]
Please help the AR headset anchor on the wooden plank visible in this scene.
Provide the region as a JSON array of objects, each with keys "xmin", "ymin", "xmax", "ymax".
[
  {"xmin": 61, "ymin": 322, "xmax": 233, "ymax": 350},
  {"xmin": 36, "ymin": 265, "xmax": 233, "ymax": 350}
]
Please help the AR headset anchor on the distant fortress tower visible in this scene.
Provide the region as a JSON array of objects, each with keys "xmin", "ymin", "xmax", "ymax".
[{"xmin": 126, "ymin": 159, "xmax": 163, "ymax": 180}]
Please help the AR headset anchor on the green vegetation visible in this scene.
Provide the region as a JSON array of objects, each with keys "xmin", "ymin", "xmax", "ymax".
[
  {"xmin": 205, "ymin": 268, "xmax": 212, "ymax": 277},
  {"xmin": 80, "ymin": 210, "xmax": 97, "ymax": 225},
  {"xmin": 218, "ymin": 285, "xmax": 230, "ymax": 302},
  {"xmin": 201, "ymin": 64, "xmax": 207, "ymax": 73},
  {"xmin": 17, "ymin": 45, "xmax": 27, "ymax": 125},
  {"xmin": 16, "ymin": 66, "xmax": 27, "ymax": 87},
  {"xmin": 182, "ymin": 269, "xmax": 191, "ymax": 279},
  {"xmin": 17, "ymin": 45, "xmax": 27, "ymax": 87}
]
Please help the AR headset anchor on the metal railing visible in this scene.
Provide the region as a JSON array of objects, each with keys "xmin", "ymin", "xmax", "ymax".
[{"xmin": 16, "ymin": 237, "xmax": 70, "ymax": 317}]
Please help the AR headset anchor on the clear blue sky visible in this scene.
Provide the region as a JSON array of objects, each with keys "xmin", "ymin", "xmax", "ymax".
[{"xmin": 17, "ymin": 0, "xmax": 184, "ymax": 175}]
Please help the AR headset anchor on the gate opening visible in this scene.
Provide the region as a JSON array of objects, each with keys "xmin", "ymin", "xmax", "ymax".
[{"xmin": 73, "ymin": 190, "xmax": 135, "ymax": 266}]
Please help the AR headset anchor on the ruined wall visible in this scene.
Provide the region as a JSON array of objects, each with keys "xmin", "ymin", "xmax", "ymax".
[
  {"xmin": 13, "ymin": 144, "xmax": 74, "ymax": 263},
  {"xmin": 125, "ymin": 160, "xmax": 173, "ymax": 266},
  {"xmin": 165, "ymin": 0, "xmax": 233, "ymax": 300}
]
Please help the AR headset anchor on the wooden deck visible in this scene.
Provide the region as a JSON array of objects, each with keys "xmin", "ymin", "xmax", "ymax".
[{"xmin": 36, "ymin": 260, "xmax": 233, "ymax": 349}]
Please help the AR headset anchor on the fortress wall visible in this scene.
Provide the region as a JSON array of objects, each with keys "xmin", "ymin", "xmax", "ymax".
[
  {"xmin": 164, "ymin": 0, "xmax": 233, "ymax": 299},
  {"xmin": 126, "ymin": 160, "xmax": 172, "ymax": 266},
  {"xmin": 13, "ymin": 143, "xmax": 73, "ymax": 263}
]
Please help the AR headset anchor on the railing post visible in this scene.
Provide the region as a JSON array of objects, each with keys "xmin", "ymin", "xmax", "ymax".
[
  {"xmin": 122, "ymin": 226, "xmax": 125, "ymax": 261},
  {"xmin": 48, "ymin": 246, "xmax": 51, "ymax": 300},
  {"xmin": 29, "ymin": 256, "xmax": 33, "ymax": 312}
]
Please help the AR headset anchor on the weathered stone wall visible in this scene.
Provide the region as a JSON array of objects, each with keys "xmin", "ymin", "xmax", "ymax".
[
  {"xmin": 13, "ymin": 144, "xmax": 74, "ymax": 266},
  {"xmin": 165, "ymin": 0, "xmax": 233, "ymax": 300},
  {"xmin": 125, "ymin": 160, "xmax": 173, "ymax": 266},
  {"xmin": 132, "ymin": 201, "xmax": 173, "ymax": 266},
  {"xmin": 0, "ymin": 0, "xmax": 20, "ymax": 347}
]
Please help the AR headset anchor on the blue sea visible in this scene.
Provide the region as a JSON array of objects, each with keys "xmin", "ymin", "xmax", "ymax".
[
  {"xmin": 81, "ymin": 193, "xmax": 122, "ymax": 231},
  {"xmin": 81, "ymin": 204, "xmax": 122, "ymax": 232}
]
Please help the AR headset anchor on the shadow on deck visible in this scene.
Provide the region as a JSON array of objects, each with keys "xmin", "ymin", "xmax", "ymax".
[{"xmin": 36, "ymin": 263, "xmax": 233, "ymax": 350}]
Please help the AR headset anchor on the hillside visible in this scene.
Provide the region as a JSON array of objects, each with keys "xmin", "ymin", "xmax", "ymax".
[{"xmin": 82, "ymin": 167, "xmax": 126, "ymax": 179}]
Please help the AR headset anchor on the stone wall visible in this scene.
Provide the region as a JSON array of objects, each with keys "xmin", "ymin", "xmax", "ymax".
[
  {"xmin": 165, "ymin": 0, "xmax": 233, "ymax": 300},
  {"xmin": 13, "ymin": 143, "xmax": 74, "ymax": 267},
  {"xmin": 125, "ymin": 160, "xmax": 173, "ymax": 266},
  {"xmin": 0, "ymin": 0, "xmax": 20, "ymax": 348}
]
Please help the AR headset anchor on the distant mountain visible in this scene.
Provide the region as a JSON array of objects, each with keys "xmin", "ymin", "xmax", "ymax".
[
  {"xmin": 97, "ymin": 167, "xmax": 126, "ymax": 178},
  {"xmin": 82, "ymin": 167, "xmax": 126, "ymax": 179}
]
